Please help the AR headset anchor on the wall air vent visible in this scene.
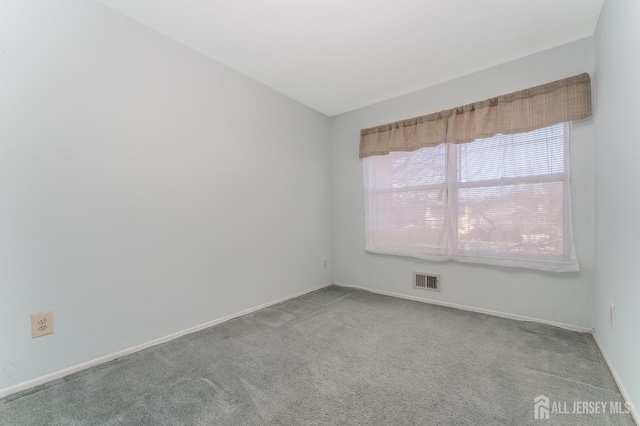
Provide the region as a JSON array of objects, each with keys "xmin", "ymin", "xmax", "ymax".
[{"xmin": 414, "ymin": 272, "xmax": 440, "ymax": 291}]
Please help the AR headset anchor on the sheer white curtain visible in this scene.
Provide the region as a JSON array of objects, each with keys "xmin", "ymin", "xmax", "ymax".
[{"xmin": 363, "ymin": 123, "xmax": 578, "ymax": 272}]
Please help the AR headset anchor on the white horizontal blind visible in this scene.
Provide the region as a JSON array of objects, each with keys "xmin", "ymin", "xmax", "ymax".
[
  {"xmin": 363, "ymin": 123, "xmax": 578, "ymax": 272},
  {"xmin": 364, "ymin": 144, "xmax": 448, "ymax": 256}
]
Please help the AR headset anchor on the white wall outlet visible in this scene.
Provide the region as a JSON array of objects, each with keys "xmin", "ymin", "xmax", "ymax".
[
  {"xmin": 31, "ymin": 311, "xmax": 54, "ymax": 338},
  {"xmin": 609, "ymin": 303, "xmax": 615, "ymax": 329},
  {"xmin": 323, "ymin": 259, "xmax": 327, "ymax": 268}
]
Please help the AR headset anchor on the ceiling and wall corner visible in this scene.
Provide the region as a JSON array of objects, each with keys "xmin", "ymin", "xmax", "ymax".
[{"xmin": 96, "ymin": 0, "xmax": 604, "ymax": 116}]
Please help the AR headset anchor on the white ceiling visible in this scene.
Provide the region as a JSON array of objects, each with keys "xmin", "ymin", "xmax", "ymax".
[{"xmin": 96, "ymin": 0, "xmax": 603, "ymax": 116}]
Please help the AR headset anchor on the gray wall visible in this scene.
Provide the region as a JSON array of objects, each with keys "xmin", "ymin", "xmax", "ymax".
[
  {"xmin": 0, "ymin": 1, "xmax": 332, "ymax": 390},
  {"xmin": 330, "ymin": 38, "xmax": 595, "ymax": 328},
  {"xmin": 593, "ymin": 0, "xmax": 640, "ymax": 415}
]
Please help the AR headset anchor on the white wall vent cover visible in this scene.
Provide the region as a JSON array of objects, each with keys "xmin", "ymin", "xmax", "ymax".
[{"xmin": 414, "ymin": 272, "xmax": 440, "ymax": 291}]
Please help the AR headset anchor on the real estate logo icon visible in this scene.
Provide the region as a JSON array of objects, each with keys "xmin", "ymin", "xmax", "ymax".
[{"xmin": 534, "ymin": 395, "xmax": 550, "ymax": 420}]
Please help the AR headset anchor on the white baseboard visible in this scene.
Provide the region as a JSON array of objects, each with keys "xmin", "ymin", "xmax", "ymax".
[
  {"xmin": 592, "ymin": 332, "xmax": 639, "ymax": 425},
  {"xmin": 0, "ymin": 282, "xmax": 332, "ymax": 400},
  {"xmin": 332, "ymin": 281, "xmax": 593, "ymax": 333}
]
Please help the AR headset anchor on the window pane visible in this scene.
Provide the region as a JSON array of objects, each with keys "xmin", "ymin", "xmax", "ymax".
[
  {"xmin": 457, "ymin": 181, "xmax": 565, "ymax": 256},
  {"xmin": 457, "ymin": 124, "xmax": 564, "ymax": 183},
  {"xmin": 367, "ymin": 145, "xmax": 446, "ymax": 190},
  {"xmin": 395, "ymin": 145, "xmax": 446, "ymax": 188},
  {"xmin": 365, "ymin": 145, "xmax": 447, "ymax": 253},
  {"xmin": 368, "ymin": 189, "xmax": 446, "ymax": 249}
]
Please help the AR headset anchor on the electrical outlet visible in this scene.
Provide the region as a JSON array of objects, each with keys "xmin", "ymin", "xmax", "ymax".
[
  {"xmin": 31, "ymin": 311, "xmax": 54, "ymax": 338},
  {"xmin": 323, "ymin": 259, "xmax": 327, "ymax": 268},
  {"xmin": 609, "ymin": 303, "xmax": 615, "ymax": 329}
]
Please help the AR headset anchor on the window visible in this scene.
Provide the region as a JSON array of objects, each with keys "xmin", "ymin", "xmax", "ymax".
[
  {"xmin": 360, "ymin": 73, "xmax": 591, "ymax": 271},
  {"xmin": 363, "ymin": 123, "xmax": 578, "ymax": 272}
]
